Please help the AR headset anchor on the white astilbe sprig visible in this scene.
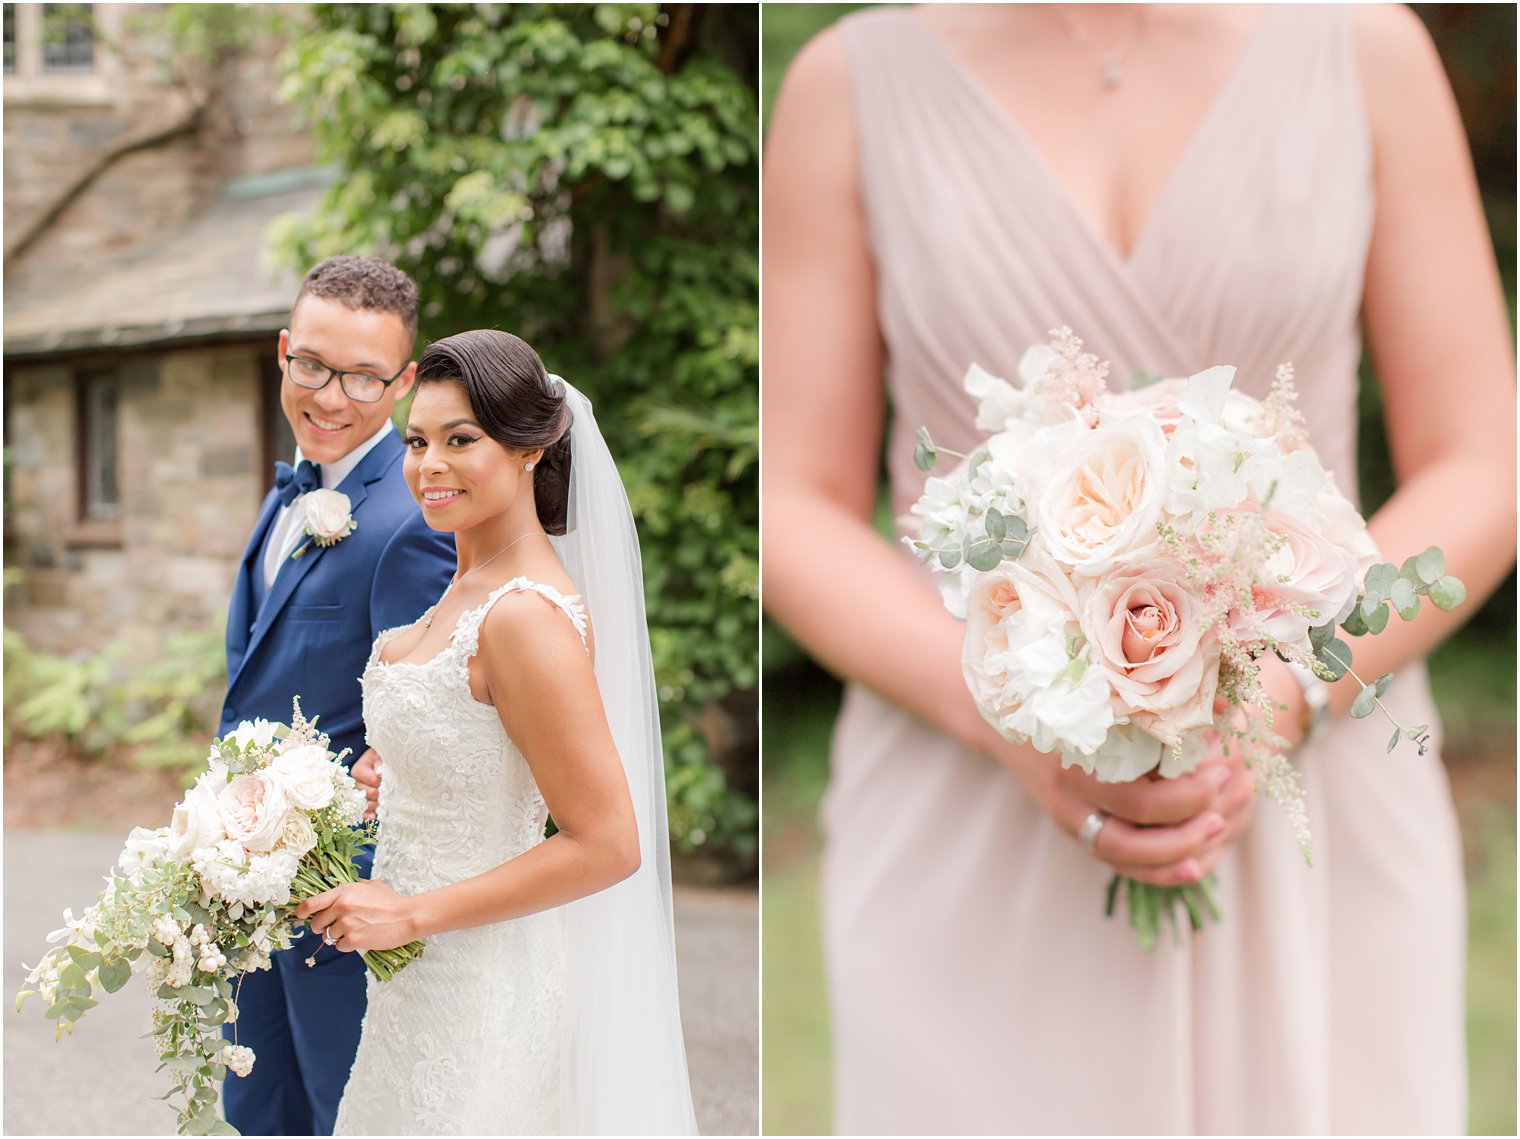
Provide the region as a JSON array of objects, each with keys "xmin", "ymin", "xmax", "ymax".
[
  {"xmin": 1027, "ymin": 326, "xmax": 1109, "ymax": 423},
  {"xmin": 1251, "ymin": 362, "xmax": 1310, "ymax": 452}
]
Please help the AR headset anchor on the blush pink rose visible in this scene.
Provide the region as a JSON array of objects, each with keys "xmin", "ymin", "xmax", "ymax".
[
  {"xmin": 1081, "ymin": 558, "xmax": 1219, "ymax": 745},
  {"xmin": 1232, "ymin": 509, "xmax": 1361, "ymax": 648},
  {"xmin": 216, "ymin": 771, "xmax": 291, "ymax": 854},
  {"xmin": 1101, "ymin": 378, "xmax": 1190, "ymax": 436}
]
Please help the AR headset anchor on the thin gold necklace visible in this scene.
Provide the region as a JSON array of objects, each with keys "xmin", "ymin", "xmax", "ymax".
[{"xmin": 423, "ymin": 530, "xmax": 546, "ymax": 629}]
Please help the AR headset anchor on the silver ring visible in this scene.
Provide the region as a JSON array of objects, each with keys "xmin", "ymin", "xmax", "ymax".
[
  {"xmin": 322, "ymin": 930, "xmax": 336, "ymax": 947},
  {"xmin": 1078, "ymin": 810, "xmax": 1108, "ymax": 852}
]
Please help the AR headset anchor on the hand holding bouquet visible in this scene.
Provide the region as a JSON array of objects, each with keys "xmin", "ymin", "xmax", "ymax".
[
  {"xmin": 908, "ymin": 329, "xmax": 1465, "ymax": 948},
  {"xmin": 16, "ymin": 700, "xmax": 422, "ymax": 1136}
]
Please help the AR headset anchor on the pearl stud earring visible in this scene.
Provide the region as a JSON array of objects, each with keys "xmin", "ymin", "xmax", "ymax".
[{"xmin": 524, "ymin": 461, "xmax": 536, "ymax": 472}]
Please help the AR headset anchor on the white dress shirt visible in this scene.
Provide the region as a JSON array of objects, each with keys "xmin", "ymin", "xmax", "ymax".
[{"xmin": 261, "ymin": 421, "xmax": 395, "ymax": 592}]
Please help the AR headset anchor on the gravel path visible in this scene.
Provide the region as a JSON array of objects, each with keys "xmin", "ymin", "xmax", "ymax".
[{"xmin": 4, "ymin": 827, "xmax": 757, "ymax": 1136}]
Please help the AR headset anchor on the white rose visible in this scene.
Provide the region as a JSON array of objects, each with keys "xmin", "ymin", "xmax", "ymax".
[
  {"xmin": 276, "ymin": 810, "xmax": 318, "ymax": 857},
  {"xmin": 216, "ymin": 771, "xmax": 291, "ymax": 853},
  {"xmin": 169, "ymin": 784, "xmax": 228, "ymax": 860},
  {"xmin": 302, "ymin": 488, "xmax": 356, "ymax": 545},
  {"xmin": 270, "ymin": 744, "xmax": 337, "ymax": 811},
  {"xmin": 1030, "ymin": 414, "xmax": 1169, "ymax": 575},
  {"xmin": 962, "ymin": 554, "xmax": 1115, "ymax": 756},
  {"xmin": 1065, "ymin": 724, "xmax": 1209, "ymax": 785}
]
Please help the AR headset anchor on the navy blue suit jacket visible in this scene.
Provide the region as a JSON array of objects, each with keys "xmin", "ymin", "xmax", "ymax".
[{"xmin": 220, "ymin": 430, "xmax": 456, "ymax": 764}]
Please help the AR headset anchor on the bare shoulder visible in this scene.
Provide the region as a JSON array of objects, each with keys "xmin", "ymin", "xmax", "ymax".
[
  {"xmin": 775, "ymin": 22, "xmax": 852, "ymax": 109},
  {"xmin": 767, "ymin": 21, "xmax": 857, "ymax": 165},
  {"xmin": 476, "ymin": 583, "xmax": 590, "ymax": 671},
  {"xmin": 1354, "ymin": 5, "xmax": 1454, "ymax": 127}
]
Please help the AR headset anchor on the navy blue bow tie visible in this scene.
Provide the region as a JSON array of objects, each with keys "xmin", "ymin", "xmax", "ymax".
[{"xmin": 274, "ymin": 459, "xmax": 321, "ymax": 507}]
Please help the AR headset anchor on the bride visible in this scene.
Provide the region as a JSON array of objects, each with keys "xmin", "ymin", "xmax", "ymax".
[{"xmin": 294, "ymin": 329, "xmax": 697, "ymax": 1135}]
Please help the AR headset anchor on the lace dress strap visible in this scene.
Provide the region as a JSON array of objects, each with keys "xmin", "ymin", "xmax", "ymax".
[
  {"xmin": 449, "ymin": 576, "xmax": 590, "ymax": 662},
  {"xmin": 366, "ymin": 624, "xmax": 410, "ymax": 669}
]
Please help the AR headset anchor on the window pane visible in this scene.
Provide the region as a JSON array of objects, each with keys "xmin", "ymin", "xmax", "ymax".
[
  {"xmin": 41, "ymin": 2, "xmax": 92, "ymax": 72},
  {"xmin": 4, "ymin": 5, "xmax": 16, "ymax": 75},
  {"xmin": 82, "ymin": 372, "xmax": 119, "ymax": 521}
]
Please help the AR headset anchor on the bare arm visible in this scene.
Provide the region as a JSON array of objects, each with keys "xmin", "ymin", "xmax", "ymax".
[
  {"xmin": 762, "ymin": 29, "xmax": 1236, "ymax": 887},
  {"xmin": 1278, "ymin": 6, "xmax": 1517, "ymax": 726},
  {"xmin": 298, "ymin": 595, "xmax": 640, "ymax": 950}
]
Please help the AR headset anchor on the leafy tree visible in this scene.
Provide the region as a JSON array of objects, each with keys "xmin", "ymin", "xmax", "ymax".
[{"xmin": 272, "ymin": 3, "xmax": 758, "ymax": 864}]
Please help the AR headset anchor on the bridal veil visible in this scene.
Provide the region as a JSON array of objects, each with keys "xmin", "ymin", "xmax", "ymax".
[{"xmin": 548, "ymin": 377, "xmax": 698, "ymax": 1134}]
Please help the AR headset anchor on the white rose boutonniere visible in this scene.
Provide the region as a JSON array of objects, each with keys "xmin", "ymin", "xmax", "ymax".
[{"xmin": 294, "ymin": 488, "xmax": 357, "ymax": 555}]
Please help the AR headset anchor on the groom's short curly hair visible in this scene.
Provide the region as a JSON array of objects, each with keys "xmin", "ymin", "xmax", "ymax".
[{"xmin": 293, "ymin": 256, "xmax": 419, "ymax": 343}]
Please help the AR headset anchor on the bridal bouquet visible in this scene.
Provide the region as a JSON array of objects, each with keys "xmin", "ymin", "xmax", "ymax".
[
  {"xmin": 908, "ymin": 329, "xmax": 1465, "ymax": 948},
  {"xmin": 16, "ymin": 700, "xmax": 423, "ymax": 1136}
]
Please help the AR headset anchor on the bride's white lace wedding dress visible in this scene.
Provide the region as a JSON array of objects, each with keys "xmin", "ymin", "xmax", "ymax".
[{"xmin": 332, "ymin": 577, "xmax": 589, "ymax": 1136}]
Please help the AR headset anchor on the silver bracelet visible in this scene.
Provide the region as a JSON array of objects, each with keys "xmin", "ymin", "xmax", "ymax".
[{"xmin": 1286, "ymin": 662, "xmax": 1332, "ymax": 744}]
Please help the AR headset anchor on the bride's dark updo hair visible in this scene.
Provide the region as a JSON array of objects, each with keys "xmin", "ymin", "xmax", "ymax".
[{"xmin": 414, "ymin": 330, "xmax": 572, "ymax": 534}]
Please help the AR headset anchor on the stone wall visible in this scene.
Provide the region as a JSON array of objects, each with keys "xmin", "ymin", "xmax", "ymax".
[
  {"xmin": 5, "ymin": 341, "xmax": 268, "ymax": 655},
  {"xmin": 4, "ymin": 9, "xmax": 312, "ymax": 285}
]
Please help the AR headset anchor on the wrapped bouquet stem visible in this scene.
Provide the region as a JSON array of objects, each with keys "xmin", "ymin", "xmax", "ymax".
[
  {"xmin": 16, "ymin": 700, "xmax": 423, "ymax": 1135},
  {"xmin": 909, "ymin": 328, "xmax": 1464, "ymax": 949}
]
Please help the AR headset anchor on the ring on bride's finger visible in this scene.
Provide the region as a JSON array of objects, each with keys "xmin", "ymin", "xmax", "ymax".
[
  {"xmin": 1078, "ymin": 810, "xmax": 1108, "ymax": 852},
  {"xmin": 322, "ymin": 930, "xmax": 336, "ymax": 947}
]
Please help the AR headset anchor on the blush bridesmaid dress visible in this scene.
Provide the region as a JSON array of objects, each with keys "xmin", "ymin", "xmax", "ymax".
[{"xmin": 820, "ymin": 6, "xmax": 1466, "ymax": 1134}]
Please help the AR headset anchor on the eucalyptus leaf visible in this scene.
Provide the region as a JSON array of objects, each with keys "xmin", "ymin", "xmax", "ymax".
[
  {"xmin": 1429, "ymin": 576, "xmax": 1466, "ymax": 611},
  {"xmin": 1398, "ymin": 554, "xmax": 1423, "ymax": 584},
  {"xmin": 98, "ymin": 957, "xmax": 132, "ymax": 994},
  {"xmin": 58, "ymin": 962, "xmax": 88, "ymax": 994},
  {"xmin": 65, "ymin": 946, "xmax": 103, "ymax": 971},
  {"xmin": 966, "ymin": 538, "xmax": 1003, "ymax": 572},
  {"xmin": 146, "ymin": 939, "xmax": 169, "ymax": 958},
  {"xmin": 1308, "ymin": 621, "xmax": 1335, "ymax": 651},
  {"xmin": 937, "ymin": 546, "xmax": 962, "ymax": 571},
  {"xmin": 1000, "ymin": 537, "xmax": 1026, "ymax": 559},
  {"xmin": 1350, "ymin": 687, "xmax": 1377, "ymax": 719},
  {"xmin": 1363, "ymin": 602, "xmax": 1389, "ymax": 636},
  {"xmin": 1389, "ymin": 578, "xmax": 1419, "ymax": 622},
  {"xmin": 1388, "ymin": 728, "xmax": 1401, "ymax": 754},
  {"xmin": 984, "ymin": 508, "xmax": 1006, "ymax": 541},
  {"xmin": 1363, "ymin": 562, "xmax": 1397, "ymax": 600},
  {"xmin": 1373, "ymin": 673, "xmax": 1394, "ymax": 697},
  {"xmin": 1005, "ymin": 514, "xmax": 1029, "ymax": 541},
  {"xmin": 1314, "ymin": 637, "xmax": 1353, "ymax": 681},
  {"xmin": 1339, "ymin": 605, "xmax": 1369, "ymax": 638},
  {"xmin": 1415, "ymin": 546, "xmax": 1445, "ymax": 585}
]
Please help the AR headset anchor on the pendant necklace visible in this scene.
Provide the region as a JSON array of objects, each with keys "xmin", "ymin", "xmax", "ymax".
[
  {"xmin": 1054, "ymin": 6, "xmax": 1147, "ymax": 90},
  {"xmin": 423, "ymin": 530, "xmax": 546, "ymax": 629}
]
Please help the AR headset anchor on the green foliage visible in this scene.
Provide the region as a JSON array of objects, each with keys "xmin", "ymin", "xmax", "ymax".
[
  {"xmin": 4, "ymin": 625, "xmax": 226, "ymax": 771},
  {"xmin": 270, "ymin": 4, "xmax": 758, "ymax": 858}
]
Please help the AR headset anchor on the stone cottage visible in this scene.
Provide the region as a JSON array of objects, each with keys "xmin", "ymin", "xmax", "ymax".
[{"xmin": 4, "ymin": 4, "xmax": 321, "ymax": 655}]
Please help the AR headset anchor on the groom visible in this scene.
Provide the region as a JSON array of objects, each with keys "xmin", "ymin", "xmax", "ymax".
[{"xmin": 218, "ymin": 256, "xmax": 454, "ymax": 1135}]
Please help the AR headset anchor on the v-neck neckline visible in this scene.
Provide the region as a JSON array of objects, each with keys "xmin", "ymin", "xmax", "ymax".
[{"xmin": 909, "ymin": 6, "xmax": 1279, "ymax": 273}]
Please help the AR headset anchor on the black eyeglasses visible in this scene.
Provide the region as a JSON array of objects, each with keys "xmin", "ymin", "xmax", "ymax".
[{"xmin": 283, "ymin": 353, "xmax": 408, "ymax": 404}]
